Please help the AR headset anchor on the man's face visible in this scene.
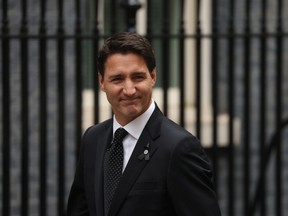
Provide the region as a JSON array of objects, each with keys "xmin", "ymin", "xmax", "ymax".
[{"xmin": 99, "ymin": 53, "xmax": 156, "ymax": 126}]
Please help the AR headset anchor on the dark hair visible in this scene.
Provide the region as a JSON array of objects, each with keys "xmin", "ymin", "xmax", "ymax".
[{"xmin": 97, "ymin": 32, "xmax": 156, "ymax": 76}]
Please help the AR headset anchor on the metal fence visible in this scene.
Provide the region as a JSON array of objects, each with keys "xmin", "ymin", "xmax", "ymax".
[{"xmin": 1, "ymin": 0, "xmax": 288, "ymax": 216}]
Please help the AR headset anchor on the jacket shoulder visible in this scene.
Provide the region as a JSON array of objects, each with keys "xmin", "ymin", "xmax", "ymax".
[
  {"xmin": 162, "ymin": 117, "xmax": 195, "ymax": 138},
  {"xmin": 84, "ymin": 118, "xmax": 112, "ymax": 137}
]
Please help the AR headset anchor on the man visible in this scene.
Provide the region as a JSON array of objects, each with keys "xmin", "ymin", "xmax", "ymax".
[{"xmin": 67, "ymin": 32, "xmax": 221, "ymax": 216}]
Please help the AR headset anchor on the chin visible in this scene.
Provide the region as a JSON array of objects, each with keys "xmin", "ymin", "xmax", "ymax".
[{"xmin": 124, "ymin": 108, "xmax": 142, "ymax": 118}]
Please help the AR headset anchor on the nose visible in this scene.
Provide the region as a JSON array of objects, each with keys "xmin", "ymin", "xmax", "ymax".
[{"xmin": 123, "ymin": 80, "xmax": 136, "ymax": 96}]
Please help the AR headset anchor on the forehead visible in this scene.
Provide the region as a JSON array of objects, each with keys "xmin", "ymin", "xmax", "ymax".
[
  {"xmin": 105, "ymin": 53, "xmax": 147, "ymax": 69},
  {"xmin": 107, "ymin": 52, "xmax": 143, "ymax": 60}
]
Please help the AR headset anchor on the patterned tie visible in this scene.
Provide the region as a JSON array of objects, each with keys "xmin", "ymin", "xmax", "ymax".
[{"xmin": 104, "ymin": 127, "xmax": 128, "ymax": 215}]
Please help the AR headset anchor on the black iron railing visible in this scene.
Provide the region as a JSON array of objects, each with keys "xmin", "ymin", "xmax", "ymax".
[
  {"xmin": 1, "ymin": 1, "xmax": 288, "ymax": 216},
  {"xmin": 249, "ymin": 119, "xmax": 288, "ymax": 216}
]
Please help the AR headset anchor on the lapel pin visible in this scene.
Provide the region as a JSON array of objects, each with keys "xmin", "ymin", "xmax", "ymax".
[
  {"xmin": 138, "ymin": 143, "xmax": 150, "ymax": 161},
  {"xmin": 144, "ymin": 143, "xmax": 150, "ymax": 160}
]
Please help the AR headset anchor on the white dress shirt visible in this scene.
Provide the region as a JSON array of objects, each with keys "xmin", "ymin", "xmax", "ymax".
[{"xmin": 113, "ymin": 101, "xmax": 155, "ymax": 172}]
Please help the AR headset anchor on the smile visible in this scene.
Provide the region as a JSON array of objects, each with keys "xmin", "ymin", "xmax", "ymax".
[{"xmin": 121, "ymin": 98, "xmax": 139, "ymax": 104}]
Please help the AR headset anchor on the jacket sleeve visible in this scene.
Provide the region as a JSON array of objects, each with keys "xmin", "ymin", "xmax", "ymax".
[
  {"xmin": 67, "ymin": 129, "xmax": 91, "ymax": 216},
  {"xmin": 167, "ymin": 136, "xmax": 222, "ymax": 216}
]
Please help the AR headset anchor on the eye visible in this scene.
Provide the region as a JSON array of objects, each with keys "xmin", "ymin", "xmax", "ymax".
[
  {"xmin": 133, "ymin": 74, "xmax": 146, "ymax": 81},
  {"xmin": 110, "ymin": 76, "xmax": 123, "ymax": 83},
  {"xmin": 112, "ymin": 77, "xmax": 121, "ymax": 81}
]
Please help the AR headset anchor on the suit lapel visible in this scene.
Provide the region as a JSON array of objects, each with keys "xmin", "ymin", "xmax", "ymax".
[
  {"xmin": 94, "ymin": 123, "xmax": 113, "ymax": 216},
  {"xmin": 108, "ymin": 106, "xmax": 163, "ymax": 216}
]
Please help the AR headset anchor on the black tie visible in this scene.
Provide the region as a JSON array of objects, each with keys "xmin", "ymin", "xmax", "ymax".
[{"xmin": 104, "ymin": 127, "xmax": 128, "ymax": 215}]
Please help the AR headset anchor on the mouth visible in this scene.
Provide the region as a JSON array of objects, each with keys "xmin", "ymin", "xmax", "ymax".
[{"xmin": 121, "ymin": 97, "xmax": 140, "ymax": 104}]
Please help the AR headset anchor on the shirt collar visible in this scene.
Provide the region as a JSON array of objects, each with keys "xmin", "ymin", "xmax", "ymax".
[{"xmin": 113, "ymin": 100, "xmax": 155, "ymax": 139}]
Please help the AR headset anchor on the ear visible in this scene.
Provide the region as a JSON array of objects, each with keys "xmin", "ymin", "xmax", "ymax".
[
  {"xmin": 98, "ymin": 72, "xmax": 105, "ymax": 91},
  {"xmin": 151, "ymin": 68, "xmax": 157, "ymax": 86}
]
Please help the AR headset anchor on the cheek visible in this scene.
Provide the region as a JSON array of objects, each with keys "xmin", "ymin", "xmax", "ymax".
[{"xmin": 105, "ymin": 86, "xmax": 122, "ymax": 98}]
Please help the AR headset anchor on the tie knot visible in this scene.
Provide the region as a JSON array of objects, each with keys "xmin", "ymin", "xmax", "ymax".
[{"xmin": 114, "ymin": 128, "xmax": 128, "ymax": 142}]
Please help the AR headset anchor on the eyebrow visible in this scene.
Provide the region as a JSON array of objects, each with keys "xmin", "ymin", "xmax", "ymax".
[
  {"xmin": 131, "ymin": 71, "xmax": 147, "ymax": 76},
  {"xmin": 108, "ymin": 71, "xmax": 146, "ymax": 78},
  {"xmin": 108, "ymin": 74, "xmax": 123, "ymax": 80}
]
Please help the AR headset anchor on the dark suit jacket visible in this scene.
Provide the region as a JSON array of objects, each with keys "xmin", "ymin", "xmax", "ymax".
[{"xmin": 67, "ymin": 105, "xmax": 221, "ymax": 216}]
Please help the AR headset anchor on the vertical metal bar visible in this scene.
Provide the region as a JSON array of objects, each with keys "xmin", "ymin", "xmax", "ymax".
[
  {"xmin": 244, "ymin": 0, "xmax": 251, "ymax": 215},
  {"xmin": 146, "ymin": 0, "xmax": 152, "ymax": 41},
  {"xmin": 110, "ymin": 0, "xmax": 117, "ymax": 34},
  {"xmin": 195, "ymin": 0, "xmax": 202, "ymax": 139},
  {"xmin": 162, "ymin": 0, "xmax": 170, "ymax": 116},
  {"xmin": 20, "ymin": 0, "xmax": 29, "ymax": 215},
  {"xmin": 227, "ymin": 1, "xmax": 235, "ymax": 215},
  {"xmin": 275, "ymin": 1, "xmax": 283, "ymax": 215},
  {"xmin": 57, "ymin": 0, "xmax": 65, "ymax": 215},
  {"xmin": 93, "ymin": 0, "xmax": 100, "ymax": 125},
  {"xmin": 145, "ymin": 0, "xmax": 153, "ymax": 86},
  {"xmin": 211, "ymin": 0, "xmax": 219, "ymax": 193},
  {"xmin": 75, "ymin": 0, "xmax": 83, "ymax": 165},
  {"xmin": 1, "ymin": 0, "xmax": 11, "ymax": 215},
  {"xmin": 179, "ymin": 0, "xmax": 185, "ymax": 127},
  {"xmin": 259, "ymin": 0, "xmax": 267, "ymax": 215},
  {"xmin": 39, "ymin": 0, "xmax": 48, "ymax": 215},
  {"xmin": 121, "ymin": 0, "xmax": 141, "ymax": 32}
]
